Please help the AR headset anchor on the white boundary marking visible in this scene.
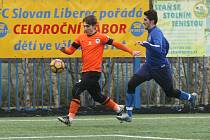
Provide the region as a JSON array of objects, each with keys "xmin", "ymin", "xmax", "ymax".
[
  {"xmin": 0, "ymin": 135, "xmax": 200, "ymax": 140},
  {"xmin": 0, "ymin": 116, "xmax": 209, "ymax": 122}
]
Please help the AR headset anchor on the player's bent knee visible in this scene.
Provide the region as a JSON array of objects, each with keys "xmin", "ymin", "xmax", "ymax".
[
  {"xmin": 127, "ymin": 82, "xmax": 136, "ymax": 93},
  {"xmin": 72, "ymin": 82, "xmax": 83, "ymax": 98},
  {"xmin": 91, "ymin": 94, "xmax": 107, "ymax": 104},
  {"xmin": 165, "ymin": 92, "xmax": 174, "ymax": 98},
  {"xmin": 165, "ymin": 89, "xmax": 179, "ymax": 98}
]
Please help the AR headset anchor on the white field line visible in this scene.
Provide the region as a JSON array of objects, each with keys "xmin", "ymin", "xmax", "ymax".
[
  {"xmin": 0, "ymin": 116, "xmax": 209, "ymax": 122},
  {"xmin": 0, "ymin": 135, "xmax": 200, "ymax": 140}
]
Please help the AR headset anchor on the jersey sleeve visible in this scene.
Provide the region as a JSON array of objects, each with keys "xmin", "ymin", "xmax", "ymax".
[
  {"xmin": 63, "ymin": 46, "xmax": 77, "ymax": 55},
  {"xmin": 101, "ymin": 34, "xmax": 113, "ymax": 45},
  {"xmin": 63, "ymin": 35, "xmax": 81, "ymax": 55},
  {"xmin": 142, "ymin": 31, "xmax": 162, "ymax": 54},
  {"xmin": 71, "ymin": 35, "xmax": 81, "ymax": 49},
  {"xmin": 112, "ymin": 41, "xmax": 133, "ymax": 55}
]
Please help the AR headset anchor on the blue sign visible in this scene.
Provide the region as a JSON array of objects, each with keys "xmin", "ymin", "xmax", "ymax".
[
  {"xmin": 130, "ymin": 21, "xmax": 144, "ymax": 36},
  {"xmin": 0, "ymin": 22, "xmax": 8, "ymax": 38}
]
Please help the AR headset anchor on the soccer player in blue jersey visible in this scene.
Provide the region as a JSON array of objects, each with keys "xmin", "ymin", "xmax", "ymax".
[{"xmin": 117, "ymin": 9, "xmax": 198, "ymax": 122}]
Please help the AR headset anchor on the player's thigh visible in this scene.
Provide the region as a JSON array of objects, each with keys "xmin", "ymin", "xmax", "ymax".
[
  {"xmin": 152, "ymin": 66, "xmax": 173, "ymax": 91},
  {"xmin": 72, "ymin": 72, "xmax": 100, "ymax": 96},
  {"xmin": 87, "ymin": 85, "xmax": 107, "ymax": 103},
  {"xmin": 72, "ymin": 81, "xmax": 85, "ymax": 98},
  {"xmin": 82, "ymin": 72, "xmax": 101, "ymax": 88},
  {"xmin": 128, "ymin": 74, "xmax": 147, "ymax": 89},
  {"xmin": 127, "ymin": 64, "xmax": 151, "ymax": 92},
  {"xmin": 134, "ymin": 64, "xmax": 152, "ymax": 82},
  {"xmin": 83, "ymin": 73, "xmax": 106, "ymax": 102}
]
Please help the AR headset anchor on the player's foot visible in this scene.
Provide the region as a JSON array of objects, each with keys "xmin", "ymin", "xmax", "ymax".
[
  {"xmin": 57, "ymin": 116, "xmax": 72, "ymax": 126},
  {"xmin": 116, "ymin": 105, "xmax": 125, "ymax": 116},
  {"xmin": 116, "ymin": 113, "xmax": 132, "ymax": 122},
  {"xmin": 189, "ymin": 92, "xmax": 198, "ymax": 109}
]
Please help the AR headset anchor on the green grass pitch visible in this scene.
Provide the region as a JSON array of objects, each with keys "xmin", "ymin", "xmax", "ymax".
[{"xmin": 0, "ymin": 113, "xmax": 209, "ymax": 140}]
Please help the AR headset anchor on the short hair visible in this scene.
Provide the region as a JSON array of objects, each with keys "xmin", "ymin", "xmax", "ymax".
[
  {"xmin": 82, "ymin": 15, "xmax": 97, "ymax": 26},
  {"xmin": 144, "ymin": 9, "xmax": 158, "ymax": 24}
]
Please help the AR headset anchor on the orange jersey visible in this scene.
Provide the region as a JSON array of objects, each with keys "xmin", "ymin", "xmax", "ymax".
[
  {"xmin": 74, "ymin": 32, "xmax": 109, "ymax": 72},
  {"xmin": 63, "ymin": 32, "xmax": 133, "ymax": 72}
]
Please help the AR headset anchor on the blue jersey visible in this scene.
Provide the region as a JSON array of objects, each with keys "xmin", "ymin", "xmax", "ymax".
[{"xmin": 142, "ymin": 26, "xmax": 169, "ymax": 67}]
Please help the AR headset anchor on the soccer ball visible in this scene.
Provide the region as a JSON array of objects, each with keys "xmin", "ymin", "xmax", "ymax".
[{"xmin": 50, "ymin": 59, "xmax": 65, "ymax": 73}]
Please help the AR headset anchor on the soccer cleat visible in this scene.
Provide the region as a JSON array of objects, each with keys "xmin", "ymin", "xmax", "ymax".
[
  {"xmin": 189, "ymin": 92, "xmax": 198, "ymax": 109},
  {"xmin": 116, "ymin": 113, "xmax": 132, "ymax": 123},
  {"xmin": 117, "ymin": 105, "xmax": 125, "ymax": 116},
  {"xmin": 57, "ymin": 116, "xmax": 72, "ymax": 126}
]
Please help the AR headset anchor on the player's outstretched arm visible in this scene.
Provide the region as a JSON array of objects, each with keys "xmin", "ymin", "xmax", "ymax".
[
  {"xmin": 135, "ymin": 40, "xmax": 162, "ymax": 54},
  {"xmin": 135, "ymin": 41, "xmax": 144, "ymax": 46},
  {"xmin": 60, "ymin": 43, "xmax": 77, "ymax": 55},
  {"xmin": 112, "ymin": 41, "xmax": 140, "ymax": 57}
]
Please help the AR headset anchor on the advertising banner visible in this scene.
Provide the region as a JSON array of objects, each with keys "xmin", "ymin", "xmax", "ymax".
[
  {"xmin": 154, "ymin": 0, "xmax": 210, "ymax": 57},
  {"xmin": 0, "ymin": 0, "xmax": 149, "ymax": 58}
]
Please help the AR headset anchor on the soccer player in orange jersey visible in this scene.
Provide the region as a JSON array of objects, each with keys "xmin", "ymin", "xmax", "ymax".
[{"xmin": 57, "ymin": 15, "xmax": 140, "ymax": 126}]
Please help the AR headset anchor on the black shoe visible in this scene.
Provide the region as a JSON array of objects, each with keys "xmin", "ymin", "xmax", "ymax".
[{"xmin": 57, "ymin": 116, "xmax": 71, "ymax": 126}]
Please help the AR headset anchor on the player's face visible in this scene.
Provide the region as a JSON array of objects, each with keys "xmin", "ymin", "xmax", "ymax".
[
  {"xmin": 143, "ymin": 16, "xmax": 153, "ymax": 30},
  {"xmin": 83, "ymin": 22, "xmax": 96, "ymax": 35}
]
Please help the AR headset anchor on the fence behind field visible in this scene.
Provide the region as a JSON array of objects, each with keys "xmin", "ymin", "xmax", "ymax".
[{"xmin": 0, "ymin": 57, "xmax": 209, "ymax": 111}]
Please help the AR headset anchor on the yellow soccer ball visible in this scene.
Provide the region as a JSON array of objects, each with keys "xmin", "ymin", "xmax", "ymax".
[{"xmin": 50, "ymin": 59, "xmax": 65, "ymax": 73}]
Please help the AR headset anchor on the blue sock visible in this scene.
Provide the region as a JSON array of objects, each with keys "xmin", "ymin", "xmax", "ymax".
[
  {"xmin": 126, "ymin": 93, "xmax": 134, "ymax": 117},
  {"xmin": 179, "ymin": 90, "xmax": 191, "ymax": 100}
]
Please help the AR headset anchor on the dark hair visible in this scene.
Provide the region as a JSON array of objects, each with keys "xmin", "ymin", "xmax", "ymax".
[
  {"xmin": 144, "ymin": 9, "xmax": 158, "ymax": 24},
  {"xmin": 82, "ymin": 15, "xmax": 97, "ymax": 26}
]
